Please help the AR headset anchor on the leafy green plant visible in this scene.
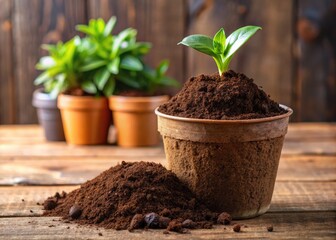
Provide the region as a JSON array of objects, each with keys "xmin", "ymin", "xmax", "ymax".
[
  {"xmin": 178, "ymin": 26, "xmax": 261, "ymax": 76},
  {"xmin": 34, "ymin": 16, "xmax": 179, "ymax": 98},
  {"xmin": 76, "ymin": 17, "xmax": 153, "ymax": 96},
  {"xmin": 34, "ymin": 37, "xmax": 83, "ymax": 98}
]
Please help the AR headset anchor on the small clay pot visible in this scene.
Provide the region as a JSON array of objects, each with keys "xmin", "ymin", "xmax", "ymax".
[
  {"xmin": 32, "ymin": 89, "xmax": 65, "ymax": 141},
  {"xmin": 156, "ymin": 105, "xmax": 293, "ymax": 219},
  {"xmin": 109, "ymin": 95, "xmax": 169, "ymax": 147},
  {"xmin": 58, "ymin": 94, "xmax": 111, "ymax": 145}
]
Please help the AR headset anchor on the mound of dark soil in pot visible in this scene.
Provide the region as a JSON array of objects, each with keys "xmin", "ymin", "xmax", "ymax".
[
  {"xmin": 43, "ymin": 162, "xmax": 220, "ymax": 231},
  {"xmin": 158, "ymin": 70, "xmax": 286, "ymax": 120}
]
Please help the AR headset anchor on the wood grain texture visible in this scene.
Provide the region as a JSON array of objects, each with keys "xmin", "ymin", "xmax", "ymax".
[
  {"xmin": 295, "ymin": 0, "xmax": 336, "ymax": 121},
  {"xmin": 286, "ymin": 123, "xmax": 336, "ymax": 141},
  {"xmin": 0, "ymin": 155, "xmax": 334, "ymax": 185},
  {"xmin": 12, "ymin": 0, "xmax": 86, "ymax": 124},
  {"xmin": 87, "ymin": 0, "xmax": 186, "ymax": 93},
  {"xmin": 0, "ymin": 181, "xmax": 334, "ymax": 217},
  {"xmin": 0, "ymin": 156, "xmax": 166, "ymax": 185},
  {"xmin": 1, "ymin": 123, "xmax": 335, "ymax": 140},
  {"xmin": 0, "ymin": 124, "xmax": 335, "ymax": 239},
  {"xmin": 0, "ymin": 0, "xmax": 15, "ymax": 124},
  {"xmin": 187, "ymin": 0, "xmax": 293, "ymax": 107},
  {"xmin": 0, "ymin": 139, "xmax": 334, "ymax": 156},
  {"xmin": 0, "ymin": 212, "xmax": 335, "ymax": 239}
]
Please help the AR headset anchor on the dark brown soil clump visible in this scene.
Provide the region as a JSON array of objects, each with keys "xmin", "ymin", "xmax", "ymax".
[
  {"xmin": 158, "ymin": 70, "xmax": 286, "ymax": 120},
  {"xmin": 43, "ymin": 162, "xmax": 219, "ymax": 231}
]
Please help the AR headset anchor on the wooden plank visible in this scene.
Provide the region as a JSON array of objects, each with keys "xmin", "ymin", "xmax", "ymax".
[
  {"xmin": 0, "ymin": 212, "xmax": 335, "ymax": 239},
  {"xmin": 87, "ymin": 0, "xmax": 186, "ymax": 93},
  {"xmin": 286, "ymin": 123, "xmax": 336, "ymax": 141},
  {"xmin": 0, "ymin": 0, "xmax": 15, "ymax": 124},
  {"xmin": 0, "ymin": 156, "xmax": 166, "ymax": 185},
  {"xmin": 0, "ymin": 155, "xmax": 334, "ymax": 185},
  {"xmin": 187, "ymin": 0, "xmax": 293, "ymax": 107},
  {"xmin": 0, "ymin": 144, "xmax": 165, "ymax": 157},
  {"xmin": 270, "ymin": 181, "xmax": 336, "ymax": 212},
  {"xmin": 0, "ymin": 139, "xmax": 334, "ymax": 157},
  {"xmin": 0, "ymin": 181, "xmax": 335, "ymax": 217},
  {"xmin": 0, "ymin": 186, "xmax": 77, "ymax": 217},
  {"xmin": 1, "ymin": 123, "xmax": 335, "ymax": 141},
  {"xmin": 295, "ymin": 0, "xmax": 336, "ymax": 121},
  {"xmin": 282, "ymin": 141, "xmax": 336, "ymax": 156},
  {"xmin": 12, "ymin": 0, "xmax": 86, "ymax": 124},
  {"xmin": 277, "ymin": 155, "xmax": 336, "ymax": 181}
]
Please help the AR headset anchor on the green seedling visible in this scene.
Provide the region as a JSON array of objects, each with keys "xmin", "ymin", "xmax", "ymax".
[{"xmin": 178, "ymin": 26, "xmax": 261, "ymax": 76}]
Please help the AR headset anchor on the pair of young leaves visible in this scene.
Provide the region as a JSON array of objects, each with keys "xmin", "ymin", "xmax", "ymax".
[{"xmin": 179, "ymin": 26, "xmax": 261, "ymax": 76}]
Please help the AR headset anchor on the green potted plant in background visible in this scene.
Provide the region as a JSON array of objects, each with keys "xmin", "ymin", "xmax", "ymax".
[
  {"xmin": 76, "ymin": 17, "xmax": 179, "ymax": 147},
  {"xmin": 156, "ymin": 26, "xmax": 293, "ymax": 218},
  {"xmin": 32, "ymin": 41, "xmax": 75, "ymax": 142},
  {"xmin": 34, "ymin": 35, "xmax": 111, "ymax": 145},
  {"xmin": 34, "ymin": 16, "xmax": 178, "ymax": 146}
]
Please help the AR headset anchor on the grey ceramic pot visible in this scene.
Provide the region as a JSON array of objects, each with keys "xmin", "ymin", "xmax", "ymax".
[{"xmin": 32, "ymin": 89, "xmax": 65, "ymax": 141}]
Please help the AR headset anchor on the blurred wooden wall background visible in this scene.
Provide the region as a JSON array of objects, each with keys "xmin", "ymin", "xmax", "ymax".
[{"xmin": 0, "ymin": 0, "xmax": 335, "ymax": 124}]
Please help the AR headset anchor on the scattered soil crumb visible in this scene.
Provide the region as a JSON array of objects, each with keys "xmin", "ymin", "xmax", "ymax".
[
  {"xmin": 267, "ymin": 225, "xmax": 274, "ymax": 232},
  {"xmin": 233, "ymin": 224, "xmax": 241, "ymax": 232}
]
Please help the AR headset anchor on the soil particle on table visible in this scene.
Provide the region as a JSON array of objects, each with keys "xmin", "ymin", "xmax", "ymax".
[
  {"xmin": 217, "ymin": 212, "xmax": 232, "ymax": 225},
  {"xmin": 158, "ymin": 70, "xmax": 286, "ymax": 120},
  {"xmin": 233, "ymin": 224, "xmax": 241, "ymax": 232},
  {"xmin": 267, "ymin": 225, "xmax": 274, "ymax": 232},
  {"xmin": 43, "ymin": 162, "xmax": 220, "ymax": 232}
]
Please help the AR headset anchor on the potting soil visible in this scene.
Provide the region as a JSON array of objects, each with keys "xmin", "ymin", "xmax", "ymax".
[
  {"xmin": 158, "ymin": 70, "xmax": 286, "ymax": 120},
  {"xmin": 43, "ymin": 162, "xmax": 220, "ymax": 231}
]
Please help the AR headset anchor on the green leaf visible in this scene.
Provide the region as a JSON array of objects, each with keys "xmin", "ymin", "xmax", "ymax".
[
  {"xmin": 120, "ymin": 56, "xmax": 143, "ymax": 71},
  {"xmin": 107, "ymin": 57, "xmax": 120, "ymax": 74},
  {"xmin": 118, "ymin": 73, "xmax": 141, "ymax": 89},
  {"xmin": 79, "ymin": 60, "xmax": 106, "ymax": 72},
  {"xmin": 49, "ymin": 74, "xmax": 66, "ymax": 98},
  {"xmin": 81, "ymin": 80, "xmax": 97, "ymax": 94},
  {"xmin": 94, "ymin": 68, "xmax": 110, "ymax": 90},
  {"xmin": 224, "ymin": 26, "xmax": 261, "ymax": 58},
  {"xmin": 46, "ymin": 66, "xmax": 64, "ymax": 77},
  {"xmin": 119, "ymin": 42, "xmax": 151, "ymax": 55},
  {"xmin": 36, "ymin": 56, "xmax": 55, "ymax": 70},
  {"xmin": 103, "ymin": 78, "xmax": 116, "ymax": 96},
  {"xmin": 34, "ymin": 72, "xmax": 50, "ymax": 85},
  {"xmin": 41, "ymin": 44, "xmax": 57, "ymax": 53},
  {"xmin": 76, "ymin": 25, "xmax": 95, "ymax": 35},
  {"xmin": 104, "ymin": 17, "xmax": 116, "ymax": 37},
  {"xmin": 111, "ymin": 28, "xmax": 137, "ymax": 58},
  {"xmin": 213, "ymin": 28, "xmax": 226, "ymax": 54},
  {"xmin": 156, "ymin": 60, "xmax": 169, "ymax": 77},
  {"xmin": 159, "ymin": 76, "xmax": 180, "ymax": 87},
  {"xmin": 96, "ymin": 18, "xmax": 105, "ymax": 34},
  {"xmin": 178, "ymin": 35, "xmax": 216, "ymax": 56}
]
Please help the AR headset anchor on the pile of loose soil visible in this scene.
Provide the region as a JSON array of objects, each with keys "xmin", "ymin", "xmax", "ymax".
[
  {"xmin": 43, "ymin": 162, "xmax": 227, "ymax": 232},
  {"xmin": 158, "ymin": 70, "xmax": 287, "ymax": 120}
]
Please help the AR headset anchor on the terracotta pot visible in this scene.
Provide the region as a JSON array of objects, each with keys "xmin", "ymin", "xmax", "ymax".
[
  {"xmin": 109, "ymin": 95, "xmax": 169, "ymax": 147},
  {"xmin": 32, "ymin": 89, "xmax": 65, "ymax": 141},
  {"xmin": 156, "ymin": 105, "xmax": 293, "ymax": 219},
  {"xmin": 58, "ymin": 95, "xmax": 111, "ymax": 145}
]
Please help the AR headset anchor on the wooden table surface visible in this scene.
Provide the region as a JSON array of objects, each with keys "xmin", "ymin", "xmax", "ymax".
[{"xmin": 0, "ymin": 123, "xmax": 335, "ymax": 239}]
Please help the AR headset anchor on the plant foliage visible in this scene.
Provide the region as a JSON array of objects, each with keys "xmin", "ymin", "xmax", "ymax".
[
  {"xmin": 178, "ymin": 26, "xmax": 261, "ymax": 76},
  {"xmin": 35, "ymin": 17, "xmax": 179, "ymax": 98}
]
